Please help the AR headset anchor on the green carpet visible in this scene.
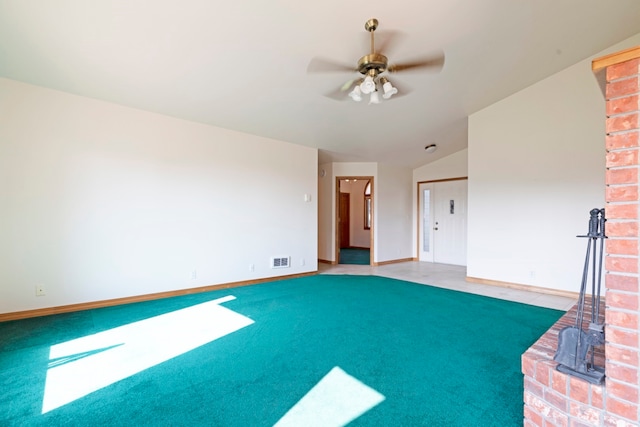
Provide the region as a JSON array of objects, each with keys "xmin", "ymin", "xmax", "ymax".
[
  {"xmin": 339, "ymin": 248, "xmax": 370, "ymax": 265},
  {"xmin": 0, "ymin": 275, "xmax": 562, "ymax": 426}
]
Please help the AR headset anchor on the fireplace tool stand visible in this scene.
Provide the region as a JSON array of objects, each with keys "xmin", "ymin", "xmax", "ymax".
[{"xmin": 554, "ymin": 208, "xmax": 606, "ymax": 385}]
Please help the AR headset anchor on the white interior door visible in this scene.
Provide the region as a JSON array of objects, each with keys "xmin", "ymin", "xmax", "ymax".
[{"xmin": 419, "ymin": 180, "xmax": 468, "ymax": 266}]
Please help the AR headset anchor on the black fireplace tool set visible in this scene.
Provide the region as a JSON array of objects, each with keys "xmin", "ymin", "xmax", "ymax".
[{"xmin": 554, "ymin": 208, "xmax": 606, "ymax": 385}]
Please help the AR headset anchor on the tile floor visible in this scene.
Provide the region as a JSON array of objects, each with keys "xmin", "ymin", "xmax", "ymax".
[{"xmin": 318, "ymin": 261, "xmax": 577, "ymax": 311}]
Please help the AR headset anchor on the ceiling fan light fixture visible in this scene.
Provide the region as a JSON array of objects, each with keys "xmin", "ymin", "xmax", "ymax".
[
  {"xmin": 380, "ymin": 77, "xmax": 398, "ymax": 99},
  {"xmin": 360, "ymin": 74, "xmax": 376, "ymax": 94},
  {"xmin": 348, "ymin": 85, "xmax": 363, "ymax": 102},
  {"xmin": 369, "ymin": 90, "xmax": 381, "ymax": 105}
]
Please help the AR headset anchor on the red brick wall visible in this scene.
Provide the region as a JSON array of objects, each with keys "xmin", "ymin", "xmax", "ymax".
[
  {"xmin": 603, "ymin": 56, "xmax": 640, "ymax": 425},
  {"xmin": 523, "ymin": 54, "xmax": 640, "ymax": 426}
]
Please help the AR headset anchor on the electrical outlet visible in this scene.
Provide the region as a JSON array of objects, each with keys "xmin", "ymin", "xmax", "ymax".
[
  {"xmin": 190, "ymin": 270, "xmax": 197, "ymax": 280},
  {"xmin": 250, "ymin": 264, "xmax": 255, "ymax": 272},
  {"xmin": 301, "ymin": 258, "xmax": 305, "ymax": 266},
  {"xmin": 36, "ymin": 285, "xmax": 45, "ymax": 296}
]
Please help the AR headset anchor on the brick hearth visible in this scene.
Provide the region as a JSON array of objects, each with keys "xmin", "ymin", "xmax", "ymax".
[{"xmin": 522, "ymin": 298, "xmax": 607, "ymax": 426}]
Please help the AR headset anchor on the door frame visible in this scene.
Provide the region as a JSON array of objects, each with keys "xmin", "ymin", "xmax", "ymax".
[
  {"xmin": 416, "ymin": 176, "xmax": 468, "ymax": 263},
  {"xmin": 339, "ymin": 192, "xmax": 350, "ymax": 249},
  {"xmin": 336, "ymin": 176, "xmax": 374, "ymax": 265}
]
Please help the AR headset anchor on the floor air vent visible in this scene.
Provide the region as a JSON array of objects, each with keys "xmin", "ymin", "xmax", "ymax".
[{"xmin": 271, "ymin": 256, "xmax": 290, "ymax": 269}]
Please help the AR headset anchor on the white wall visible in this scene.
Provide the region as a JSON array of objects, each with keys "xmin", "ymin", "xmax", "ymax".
[
  {"xmin": 377, "ymin": 163, "xmax": 413, "ymax": 262},
  {"xmin": 413, "ymin": 149, "xmax": 468, "ymax": 183},
  {"xmin": 317, "ymin": 163, "xmax": 333, "ymax": 261},
  {"xmin": 0, "ymin": 78, "xmax": 318, "ymax": 314},
  {"xmin": 467, "ymin": 33, "xmax": 640, "ymax": 293}
]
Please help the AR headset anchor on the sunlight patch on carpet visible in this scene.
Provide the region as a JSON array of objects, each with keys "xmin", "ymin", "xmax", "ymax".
[
  {"xmin": 274, "ymin": 366, "xmax": 385, "ymax": 427},
  {"xmin": 42, "ymin": 295, "xmax": 253, "ymax": 414}
]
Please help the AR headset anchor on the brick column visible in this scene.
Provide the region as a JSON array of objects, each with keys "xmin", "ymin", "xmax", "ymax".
[{"xmin": 602, "ymin": 51, "xmax": 640, "ymax": 425}]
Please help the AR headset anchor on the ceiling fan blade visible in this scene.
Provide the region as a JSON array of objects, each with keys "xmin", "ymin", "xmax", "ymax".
[
  {"xmin": 371, "ymin": 30, "xmax": 404, "ymax": 56},
  {"xmin": 323, "ymin": 79, "xmax": 359, "ymax": 101},
  {"xmin": 307, "ymin": 57, "xmax": 356, "ymax": 74},
  {"xmin": 340, "ymin": 78, "xmax": 357, "ymax": 91},
  {"xmin": 324, "ymin": 87, "xmax": 349, "ymax": 101},
  {"xmin": 388, "ymin": 51, "xmax": 445, "ymax": 73}
]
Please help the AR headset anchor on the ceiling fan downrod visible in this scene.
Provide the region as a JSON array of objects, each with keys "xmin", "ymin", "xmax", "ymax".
[
  {"xmin": 358, "ymin": 18, "xmax": 388, "ymax": 76},
  {"xmin": 365, "ymin": 18, "xmax": 378, "ymax": 53}
]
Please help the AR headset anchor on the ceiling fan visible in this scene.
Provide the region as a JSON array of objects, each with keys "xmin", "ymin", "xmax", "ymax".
[{"xmin": 307, "ymin": 18, "xmax": 445, "ymax": 104}]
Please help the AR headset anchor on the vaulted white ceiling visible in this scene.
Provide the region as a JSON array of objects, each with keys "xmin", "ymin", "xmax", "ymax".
[{"xmin": 1, "ymin": 1, "xmax": 639, "ymax": 168}]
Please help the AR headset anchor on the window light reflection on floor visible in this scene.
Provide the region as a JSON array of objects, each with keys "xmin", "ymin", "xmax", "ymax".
[
  {"xmin": 275, "ymin": 366, "xmax": 385, "ymax": 427},
  {"xmin": 42, "ymin": 295, "xmax": 254, "ymax": 414}
]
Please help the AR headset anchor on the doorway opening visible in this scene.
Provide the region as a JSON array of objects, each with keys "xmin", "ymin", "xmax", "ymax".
[{"xmin": 336, "ymin": 177, "xmax": 374, "ymax": 265}]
